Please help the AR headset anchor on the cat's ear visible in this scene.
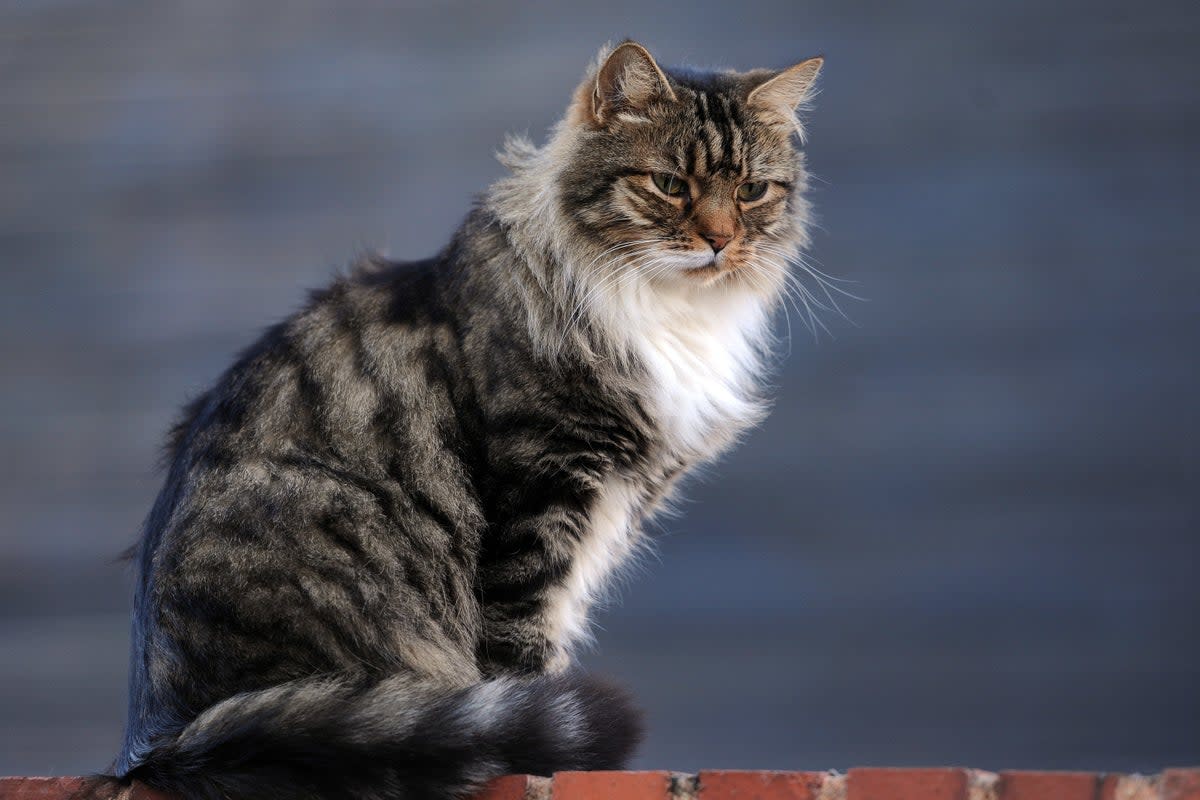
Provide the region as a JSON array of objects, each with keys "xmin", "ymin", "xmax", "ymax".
[
  {"xmin": 746, "ymin": 56, "xmax": 824, "ymax": 119},
  {"xmin": 578, "ymin": 41, "xmax": 676, "ymax": 126}
]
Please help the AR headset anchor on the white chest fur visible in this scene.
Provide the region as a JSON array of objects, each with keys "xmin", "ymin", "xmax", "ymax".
[
  {"xmin": 544, "ymin": 285, "xmax": 771, "ymax": 667},
  {"xmin": 631, "ymin": 285, "xmax": 770, "ymax": 463},
  {"xmin": 544, "ymin": 477, "xmax": 642, "ymax": 667}
]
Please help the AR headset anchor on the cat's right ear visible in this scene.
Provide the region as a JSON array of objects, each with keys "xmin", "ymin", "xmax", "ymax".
[{"xmin": 573, "ymin": 41, "xmax": 676, "ymax": 127}]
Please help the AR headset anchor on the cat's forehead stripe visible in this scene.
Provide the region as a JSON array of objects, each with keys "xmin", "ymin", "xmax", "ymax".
[
  {"xmin": 682, "ymin": 89, "xmax": 743, "ymax": 176},
  {"xmin": 707, "ymin": 93, "xmax": 727, "ymax": 168}
]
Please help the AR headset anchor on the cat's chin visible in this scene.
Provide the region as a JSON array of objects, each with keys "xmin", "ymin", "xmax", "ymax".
[
  {"xmin": 657, "ymin": 250, "xmax": 724, "ymax": 278},
  {"xmin": 673, "ymin": 251, "xmax": 754, "ymax": 288},
  {"xmin": 629, "ymin": 248, "xmax": 768, "ymax": 293},
  {"xmin": 680, "ymin": 264, "xmax": 727, "ymax": 287},
  {"xmin": 659, "ymin": 249, "xmax": 717, "ymax": 268}
]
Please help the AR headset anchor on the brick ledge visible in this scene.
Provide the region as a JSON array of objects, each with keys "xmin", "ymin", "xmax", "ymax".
[{"xmin": 1, "ymin": 768, "xmax": 1197, "ymax": 799}]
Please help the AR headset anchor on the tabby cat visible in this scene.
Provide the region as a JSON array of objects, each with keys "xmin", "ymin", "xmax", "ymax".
[{"xmin": 109, "ymin": 41, "xmax": 824, "ymax": 800}]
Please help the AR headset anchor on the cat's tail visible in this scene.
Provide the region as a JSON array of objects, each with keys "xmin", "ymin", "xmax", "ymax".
[{"xmin": 118, "ymin": 672, "xmax": 642, "ymax": 800}]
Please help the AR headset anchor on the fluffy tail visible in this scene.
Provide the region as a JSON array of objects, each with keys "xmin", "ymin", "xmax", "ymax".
[{"xmin": 120, "ymin": 672, "xmax": 642, "ymax": 800}]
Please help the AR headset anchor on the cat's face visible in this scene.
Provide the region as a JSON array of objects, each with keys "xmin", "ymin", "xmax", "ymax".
[{"xmin": 559, "ymin": 43, "xmax": 822, "ymax": 291}]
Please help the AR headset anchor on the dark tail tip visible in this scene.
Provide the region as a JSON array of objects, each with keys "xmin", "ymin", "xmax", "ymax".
[
  {"xmin": 502, "ymin": 672, "xmax": 644, "ymax": 777},
  {"xmin": 572, "ymin": 673, "xmax": 644, "ymax": 769}
]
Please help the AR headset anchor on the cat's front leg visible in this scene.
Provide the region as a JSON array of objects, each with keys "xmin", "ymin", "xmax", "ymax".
[
  {"xmin": 475, "ymin": 504, "xmax": 585, "ymax": 676},
  {"xmin": 477, "ymin": 603, "xmax": 567, "ymax": 676},
  {"xmin": 476, "ymin": 471, "xmax": 645, "ymax": 678},
  {"xmin": 472, "ymin": 356, "xmax": 648, "ymax": 677}
]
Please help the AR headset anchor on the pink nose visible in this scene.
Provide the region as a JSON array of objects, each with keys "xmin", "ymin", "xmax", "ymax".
[{"xmin": 703, "ymin": 232, "xmax": 732, "ymax": 252}]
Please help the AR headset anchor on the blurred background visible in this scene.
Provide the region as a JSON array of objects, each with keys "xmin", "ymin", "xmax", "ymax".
[{"xmin": 2, "ymin": 0, "xmax": 1198, "ymax": 778}]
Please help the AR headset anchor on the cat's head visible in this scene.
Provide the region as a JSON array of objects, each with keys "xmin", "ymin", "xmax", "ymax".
[{"xmin": 554, "ymin": 41, "xmax": 822, "ymax": 293}]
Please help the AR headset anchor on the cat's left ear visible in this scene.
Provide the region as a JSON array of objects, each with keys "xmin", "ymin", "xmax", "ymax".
[
  {"xmin": 577, "ymin": 41, "xmax": 676, "ymax": 126},
  {"xmin": 746, "ymin": 56, "xmax": 824, "ymax": 118}
]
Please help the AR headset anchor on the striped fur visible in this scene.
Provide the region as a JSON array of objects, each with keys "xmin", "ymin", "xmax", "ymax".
[
  {"xmin": 115, "ymin": 41, "xmax": 823, "ymax": 799},
  {"xmin": 124, "ymin": 674, "xmax": 636, "ymax": 800}
]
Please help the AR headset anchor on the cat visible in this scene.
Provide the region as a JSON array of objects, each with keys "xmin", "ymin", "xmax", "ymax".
[{"xmin": 106, "ymin": 40, "xmax": 824, "ymax": 800}]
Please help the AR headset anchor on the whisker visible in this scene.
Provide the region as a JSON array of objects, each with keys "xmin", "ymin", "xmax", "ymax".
[
  {"xmin": 757, "ymin": 243, "xmax": 865, "ymax": 295},
  {"xmin": 559, "ymin": 246, "xmax": 666, "ymax": 348},
  {"xmin": 752, "ymin": 245, "xmax": 864, "ymax": 331},
  {"xmin": 755, "ymin": 256, "xmax": 831, "ymax": 340},
  {"xmin": 558, "ymin": 250, "xmax": 647, "ymax": 349},
  {"xmin": 742, "ymin": 262, "xmax": 793, "ymax": 356}
]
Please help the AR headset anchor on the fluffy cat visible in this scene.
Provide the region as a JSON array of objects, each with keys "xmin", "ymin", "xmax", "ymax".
[{"xmin": 109, "ymin": 41, "xmax": 824, "ymax": 800}]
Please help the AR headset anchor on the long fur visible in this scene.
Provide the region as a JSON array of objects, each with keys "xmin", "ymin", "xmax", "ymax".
[
  {"xmin": 121, "ymin": 673, "xmax": 637, "ymax": 800},
  {"xmin": 111, "ymin": 41, "xmax": 823, "ymax": 800}
]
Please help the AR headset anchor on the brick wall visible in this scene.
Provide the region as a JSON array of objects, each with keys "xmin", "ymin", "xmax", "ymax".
[{"xmin": 2, "ymin": 769, "xmax": 1197, "ymax": 800}]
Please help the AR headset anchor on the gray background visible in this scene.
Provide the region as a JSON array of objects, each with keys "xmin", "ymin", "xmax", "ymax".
[{"xmin": 2, "ymin": 0, "xmax": 1198, "ymax": 778}]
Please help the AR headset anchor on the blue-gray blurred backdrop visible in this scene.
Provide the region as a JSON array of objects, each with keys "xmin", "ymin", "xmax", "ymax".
[{"xmin": 2, "ymin": 0, "xmax": 1198, "ymax": 778}]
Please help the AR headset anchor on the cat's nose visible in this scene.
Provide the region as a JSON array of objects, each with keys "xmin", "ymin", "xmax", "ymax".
[{"xmin": 702, "ymin": 232, "xmax": 733, "ymax": 253}]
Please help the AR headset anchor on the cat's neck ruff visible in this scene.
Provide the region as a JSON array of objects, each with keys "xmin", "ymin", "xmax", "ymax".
[
  {"xmin": 608, "ymin": 269, "xmax": 773, "ymax": 463},
  {"xmin": 489, "ymin": 137, "xmax": 779, "ymax": 464}
]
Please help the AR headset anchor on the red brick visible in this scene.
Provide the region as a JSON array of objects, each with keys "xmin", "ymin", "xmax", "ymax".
[
  {"xmin": 698, "ymin": 770, "xmax": 827, "ymax": 799},
  {"xmin": 552, "ymin": 771, "xmax": 672, "ymax": 800},
  {"xmin": 848, "ymin": 768, "xmax": 969, "ymax": 800},
  {"xmin": 474, "ymin": 775, "xmax": 548, "ymax": 800},
  {"xmin": 132, "ymin": 782, "xmax": 178, "ymax": 800},
  {"xmin": 999, "ymin": 771, "xmax": 1099, "ymax": 800},
  {"xmin": 0, "ymin": 778, "xmax": 87, "ymax": 799},
  {"xmin": 1163, "ymin": 769, "xmax": 1200, "ymax": 800}
]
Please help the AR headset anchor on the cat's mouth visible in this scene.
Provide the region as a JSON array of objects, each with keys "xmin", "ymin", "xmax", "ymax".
[
  {"xmin": 684, "ymin": 262, "xmax": 722, "ymax": 277},
  {"xmin": 645, "ymin": 248, "xmax": 743, "ymax": 284},
  {"xmin": 680, "ymin": 250, "xmax": 737, "ymax": 278}
]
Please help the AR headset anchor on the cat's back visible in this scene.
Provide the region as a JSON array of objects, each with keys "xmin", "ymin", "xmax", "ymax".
[
  {"xmin": 130, "ymin": 253, "xmax": 486, "ymax": 718},
  {"xmin": 164, "ymin": 255, "xmax": 449, "ymax": 468}
]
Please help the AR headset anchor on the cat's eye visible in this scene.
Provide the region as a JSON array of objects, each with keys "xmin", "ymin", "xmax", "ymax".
[
  {"xmin": 737, "ymin": 181, "xmax": 769, "ymax": 202},
  {"xmin": 651, "ymin": 173, "xmax": 688, "ymax": 197}
]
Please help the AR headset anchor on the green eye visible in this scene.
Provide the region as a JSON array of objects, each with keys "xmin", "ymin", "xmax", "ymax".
[
  {"xmin": 652, "ymin": 173, "xmax": 688, "ymax": 197},
  {"xmin": 737, "ymin": 181, "xmax": 769, "ymax": 202}
]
